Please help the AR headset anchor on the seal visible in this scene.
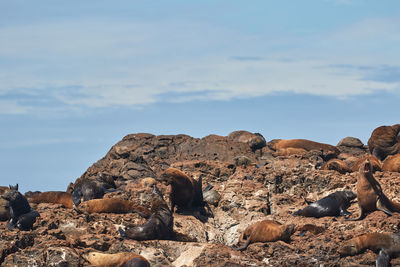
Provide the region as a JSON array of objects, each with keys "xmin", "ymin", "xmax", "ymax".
[
  {"xmin": 25, "ymin": 191, "xmax": 73, "ymax": 209},
  {"xmin": 77, "ymin": 198, "xmax": 151, "ymax": 217},
  {"xmin": 118, "ymin": 184, "xmax": 173, "ymax": 241},
  {"xmin": 1, "ymin": 184, "xmax": 40, "ymax": 231},
  {"xmin": 270, "ymin": 139, "xmax": 340, "ymax": 159},
  {"xmin": 0, "ymin": 186, "xmax": 11, "ymax": 221},
  {"xmin": 160, "ymin": 167, "xmax": 203, "ymax": 212},
  {"xmin": 321, "ymin": 159, "xmax": 351, "ymax": 174},
  {"xmin": 382, "ymin": 154, "xmax": 400, "ymax": 172},
  {"xmin": 293, "ymin": 190, "xmax": 356, "ymax": 218},
  {"xmin": 232, "ymin": 220, "xmax": 296, "ymax": 251},
  {"xmin": 368, "ymin": 124, "xmax": 400, "ymax": 160},
  {"xmin": 71, "ymin": 174, "xmax": 117, "ymax": 206},
  {"xmin": 339, "ymin": 232, "xmax": 400, "ymax": 258},
  {"xmin": 348, "ymin": 159, "xmax": 400, "ymax": 221},
  {"xmin": 82, "ymin": 251, "xmax": 150, "ymax": 267},
  {"xmin": 350, "ymin": 155, "xmax": 382, "ymax": 173}
]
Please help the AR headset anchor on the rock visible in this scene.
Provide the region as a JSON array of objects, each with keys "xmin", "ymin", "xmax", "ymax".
[{"xmin": 337, "ymin": 137, "xmax": 364, "ymax": 148}]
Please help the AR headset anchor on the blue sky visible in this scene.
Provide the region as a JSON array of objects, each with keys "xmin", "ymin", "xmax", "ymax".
[{"xmin": 1, "ymin": 0, "xmax": 400, "ymax": 192}]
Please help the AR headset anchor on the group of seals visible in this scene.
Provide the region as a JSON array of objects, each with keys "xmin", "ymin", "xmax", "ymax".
[
  {"xmin": 119, "ymin": 184, "xmax": 173, "ymax": 241},
  {"xmin": 293, "ymin": 190, "xmax": 356, "ymax": 218},
  {"xmin": 1, "ymin": 184, "xmax": 40, "ymax": 231}
]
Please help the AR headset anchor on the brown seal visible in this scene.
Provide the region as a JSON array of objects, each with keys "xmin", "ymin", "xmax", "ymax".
[
  {"xmin": 232, "ymin": 220, "xmax": 296, "ymax": 251},
  {"xmin": 321, "ymin": 159, "xmax": 351, "ymax": 174},
  {"xmin": 348, "ymin": 159, "xmax": 400, "ymax": 220},
  {"xmin": 270, "ymin": 139, "xmax": 340, "ymax": 159},
  {"xmin": 118, "ymin": 184, "xmax": 173, "ymax": 240},
  {"xmin": 349, "ymin": 154, "xmax": 382, "ymax": 172},
  {"xmin": 160, "ymin": 167, "xmax": 203, "ymax": 212},
  {"xmin": 0, "ymin": 186, "xmax": 11, "ymax": 221},
  {"xmin": 77, "ymin": 198, "xmax": 150, "ymax": 216},
  {"xmin": 368, "ymin": 124, "xmax": 400, "ymax": 160},
  {"xmin": 339, "ymin": 233, "xmax": 400, "ymax": 258},
  {"xmin": 25, "ymin": 191, "xmax": 73, "ymax": 209},
  {"xmin": 82, "ymin": 251, "xmax": 150, "ymax": 267},
  {"xmin": 382, "ymin": 154, "xmax": 400, "ymax": 172}
]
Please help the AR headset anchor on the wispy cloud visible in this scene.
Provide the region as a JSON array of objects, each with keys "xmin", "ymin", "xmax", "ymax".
[{"xmin": 0, "ymin": 16, "xmax": 399, "ymax": 115}]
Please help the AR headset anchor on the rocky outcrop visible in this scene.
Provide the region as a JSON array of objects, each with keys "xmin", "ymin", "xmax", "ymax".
[{"xmin": 2, "ymin": 130, "xmax": 400, "ymax": 266}]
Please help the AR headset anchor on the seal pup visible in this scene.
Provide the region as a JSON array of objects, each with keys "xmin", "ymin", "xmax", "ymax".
[
  {"xmin": 232, "ymin": 220, "xmax": 296, "ymax": 251},
  {"xmin": 82, "ymin": 251, "xmax": 150, "ymax": 267},
  {"xmin": 77, "ymin": 198, "xmax": 151, "ymax": 217},
  {"xmin": 348, "ymin": 159, "xmax": 400, "ymax": 220},
  {"xmin": 1, "ymin": 184, "xmax": 40, "ymax": 230},
  {"xmin": 119, "ymin": 184, "xmax": 173, "ymax": 241},
  {"xmin": 26, "ymin": 191, "xmax": 73, "ymax": 209},
  {"xmin": 293, "ymin": 190, "xmax": 356, "ymax": 218},
  {"xmin": 339, "ymin": 233, "xmax": 400, "ymax": 260}
]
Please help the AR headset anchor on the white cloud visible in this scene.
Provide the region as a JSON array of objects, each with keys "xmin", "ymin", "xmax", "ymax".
[{"xmin": 0, "ymin": 17, "xmax": 399, "ymax": 114}]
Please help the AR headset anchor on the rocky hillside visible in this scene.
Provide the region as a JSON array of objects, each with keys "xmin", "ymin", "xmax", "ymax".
[{"xmin": 2, "ymin": 130, "xmax": 400, "ymax": 266}]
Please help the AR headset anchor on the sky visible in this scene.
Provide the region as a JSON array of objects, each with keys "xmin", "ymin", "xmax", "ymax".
[{"xmin": 1, "ymin": 0, "xmax": 400, "ymax": 193}]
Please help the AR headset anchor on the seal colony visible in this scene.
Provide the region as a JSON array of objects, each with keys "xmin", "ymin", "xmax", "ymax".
[{"xmin": 4, "ymin": 125, "xmax": 400, "ymax": 265}]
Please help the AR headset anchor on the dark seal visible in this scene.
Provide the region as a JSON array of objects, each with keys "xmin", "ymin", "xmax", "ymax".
[
  {"xmin": 71, "ymin": 174, "xmax": 117, "ymax": 206},
  {"xmin": 1, "ymin": 184, "xmax": 40, "ymax": 231},
  {"xmin": 118, "ymin": 184, "xmax": 173, "ymax": 241},
  {"xmin": 293, "ymin": 190, "xmax": 356, "ymax": 218}
]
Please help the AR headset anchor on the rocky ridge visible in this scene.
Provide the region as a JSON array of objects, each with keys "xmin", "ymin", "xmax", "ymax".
[{"xmin": 1, "ymin": 131, "xmax": 400, "ymax": 266}]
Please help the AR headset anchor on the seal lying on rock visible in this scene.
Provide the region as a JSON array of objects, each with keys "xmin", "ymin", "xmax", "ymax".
[
  {"xmin": 0, "ymin": 186, "xmax": 11, "ymax": 221},
  {"xmin": 232, "ymin": 220, "xmax": 296, "ymax": 251},
  {"xmin": 348, "ymin": 159, "xmax": 400, "ymax": 220},
  {"xmin": 293, "ymin": 190, "xmax": 356, "ymax": 218},
  {"xmin": 77, "ymin": 198, "xmax": 151, "ymax": 216},
  {"xmin": 270, "ymin": 139, "xmax": 340, "ymax": 160},
  {"xmin": 82, "ymin": 251, "xmax": 150, "ymax": 267},
  {"xmin": 1, "ymin": 184, "xmax": 39, "ymax": 230},
  {"xmin": 25, "ymin": 191, "xmax": 73, "ymax": 209},
  {"xmin": 339, "ymin": 232, "xmax": 400, "ymax": 267},
  {"xmin": 119, "ymin": 184, "xmax": 173, "ymax": 240},
  {"xmin": 368, "ymin": 124, "xmax": 400, "ymax": 160}
]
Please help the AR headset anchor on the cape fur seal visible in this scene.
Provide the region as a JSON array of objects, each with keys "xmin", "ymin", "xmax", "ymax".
[
  {"xmin": 232, "ymin": 220, "xmax": 295, "ymax": 251},
  {"xmin": 339, "ymin": 233, "xmax": 400, "ymax": 259},
  {"xmin": 77, "ymin": 198, "xmax": 151, "ymax": 217},
  {"xmin": 82, "ymin": 251, "xmax": 150, "ymax": 267},
  {"xmin": 293, "ymin": 190, "xmax": 356, "ymax": 218},
  {"xmin": 0, "ymin": 186, "xmax": 11, "ymax": 221},
  {"xmin": 71, "ymin": 174, "xmax": 117, "ymax": 206},
  {"xmin": 25, "ymin": 191, "xmax": 73, "ymax": 209},
  {"xmin": 1, "ymin": 184, "xmax": 40, "ymax": 231},
  {"xmin": 119, "ymin": 184, "xmax": 173, "ymax": 240},
  {"xmin": 349, "ymin": 155, "xmax": 382, "ymax": 173},
  {"xmin": 348, "ymin": 159, "xmax": 400, "ymax": 220},
  {"xmin": 320, "ymin": 159, "xmax": 351, "ymax": 174},
  {"xmin": 368, "ymin": 124, "xmax": 400, "ymax": 160},
  {"xmin": 382, "ymin": 154, "xmax": 400, "ymax": 172},
  {"xmin": 270, "ymin": 139, "xmax": 340, "ymax": 159}
]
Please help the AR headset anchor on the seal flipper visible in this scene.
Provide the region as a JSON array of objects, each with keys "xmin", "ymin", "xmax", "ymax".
[
  {"xmin": 376, "ymin": 249, "xmax": 391, "ymax": 267},
  {"xmin": 377, "ymin": 198, "xmax": 393, "ymax": 216},
  {"xmin": 232, "ymin": 239, "xmax": 251, "ymax": 251},
  {"xmin": 339, "ymin": 207, "xmax": 351, "ymax": 217},
  {"xmin": 346, "ymin": 206, "xmax": 366, "ymax": 221}
]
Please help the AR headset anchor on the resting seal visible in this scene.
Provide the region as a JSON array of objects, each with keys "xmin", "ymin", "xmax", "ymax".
[
  {"xmin": 232, "ymin": 220, "xmax": 295, "ymax": 251},
  {"xmin": 71, "ymin": 174, "xmax": 116, "ymax": 206},
  {"xmin": 348, "ymin": 159, "xmax": 400, "ymax": 221},
  {"xmin": 368, "ymin": 124, "xmax": 400, "ymax": 160},
  {"xmin": 1, "ymin": 184, "xmax": 39, "ymax": 231},
  {"xmin": 119, "ymin": 184, "xmax": 173, "ymax": 240},
  {"xmin": 339, "ymin": 233, "xmax": 400, "ymax": 264},
  {"xmin": 270, "ymin": 139, "xmax": 340, "ymax": 160},
  {"xmin": 77, "ymin": 198, "xmax": 150, "ymax": 217},
  {"xmin": 382, "ymin": 154, "xmax": 400, "ymax": 172},
  {"xmin": 293, "ymin": 190, "xmax": 356, "ymax": 218},
  {"xmin": 82, "ymin": 251, "xmax": 150, "ymax": 267},
  {"xmin": 26, "ymin": 191, "xmax": 73, "ymax": 209}
]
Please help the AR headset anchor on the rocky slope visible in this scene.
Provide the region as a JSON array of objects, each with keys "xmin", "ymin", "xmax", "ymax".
[{"xmin": 2, "ymin": 131, "xmax": 400, "ymax": 266}]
